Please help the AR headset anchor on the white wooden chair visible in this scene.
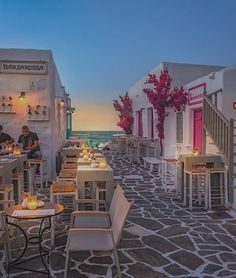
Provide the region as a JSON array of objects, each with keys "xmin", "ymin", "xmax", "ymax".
[
  {"xmin": 146, "ymin": 139, "xmax": 160, "ymax": 158},
  {"xmin": 128, "ymin": 138, "xmax": 140, "ymax": 163},
  {"xmin": 0, "ymin": 200, "xmax": 15, "ymax": 266},
  {"xmin": 64, "ymin": 184, "xmax": 131, "ymax": 278}
]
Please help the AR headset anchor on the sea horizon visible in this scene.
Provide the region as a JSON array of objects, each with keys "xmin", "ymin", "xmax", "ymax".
[{"xmin": 71, "ymin": 130, "xmax": 125, "ymax": 145}]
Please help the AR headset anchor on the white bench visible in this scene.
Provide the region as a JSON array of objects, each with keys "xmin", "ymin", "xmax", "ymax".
[{"xmin": 143, "ymin": 157, "xmax": 161, "ymax": 172}]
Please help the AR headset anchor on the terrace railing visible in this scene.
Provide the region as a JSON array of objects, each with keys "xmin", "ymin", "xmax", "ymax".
[{"xmin": 203, "ymin": 94, "xmax": 235, "ymax": 200}]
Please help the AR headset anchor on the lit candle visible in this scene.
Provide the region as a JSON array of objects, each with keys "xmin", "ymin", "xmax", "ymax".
[
  {"xmin": 99, "ymin": 159, "xmax": 107, "ymax": 168},
  {"xmin": 83, "ymin": 154, "xmax": 89, "ymax": 161},
  {"xmin": 13, "ymin": 146, "xmax": 21, "ymax": 156},
  {"xmin": 27, "ymin": 195, "xmax": 38, "ymax": 210}
]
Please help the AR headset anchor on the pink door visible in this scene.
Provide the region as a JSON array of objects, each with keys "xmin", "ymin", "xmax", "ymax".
[
  {"xmin": 147, "ymin": 108, "xmax": 154, "ymax": 139},
  {"xmin": 138, "ymin": 110, "xmax": 143, "ymax": 137},
  {"xmin": 193, "ymin": 109, "xmax": 202, "ymax": 153},
  {"xmin": 136, "ymin": 110, "xmax": 143, "ymax": 137}
]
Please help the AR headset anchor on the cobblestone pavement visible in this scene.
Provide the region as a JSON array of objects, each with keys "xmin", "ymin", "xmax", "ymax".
[{"xmin": 1, "ymin": 154, "xmax": 236, "ymax": 277}]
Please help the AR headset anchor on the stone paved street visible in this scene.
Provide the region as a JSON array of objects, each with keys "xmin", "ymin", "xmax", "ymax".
[{"xmin": 1, "ymin": 154, "xmax": 236, "ymax": 277}]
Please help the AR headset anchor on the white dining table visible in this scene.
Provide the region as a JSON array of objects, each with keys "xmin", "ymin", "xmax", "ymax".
[
  {"xmin": 1, "ymin": 154, "xmax": 27, "ymax": 172},
  {"xmin": 0, "ymin": 158, "xmax": 18, "ymax": 183},
  {"xmin": 77, "ymin": 165, "xmax": 114, "ymax": 205}
]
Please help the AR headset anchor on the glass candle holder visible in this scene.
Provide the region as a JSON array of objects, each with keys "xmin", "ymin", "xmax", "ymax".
[
  {"xmin": 99, "ymin": 159, "xmax": 107, "ymax": 169},
  {"xmin": 83, "ymin": 154, "xmax": 89, "ymax": 161},
  {"xmin": 27, "ymin": 195, "xmax": 38, "ymax": 210},
  {"xmin": 13, "ymin": 146, "xmax": 21, "ymax": 156}
]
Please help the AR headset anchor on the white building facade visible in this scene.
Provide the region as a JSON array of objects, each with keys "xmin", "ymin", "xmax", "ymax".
[
  {"xmin": 127, "ymin": 62, "xmax": 236, "ymax": 208},
  {"xmin": 0, "ymin": 48, "xmax": 72, "ymax": 180}
]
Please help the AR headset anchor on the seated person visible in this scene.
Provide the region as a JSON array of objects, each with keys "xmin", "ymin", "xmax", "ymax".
[
  {"xmin": 18, "ymin": 126, "xmax": 42, "ymax": 160},
  {"xmin": 0, "ymin": 124, "xmax": 14, "ymax": 145}
]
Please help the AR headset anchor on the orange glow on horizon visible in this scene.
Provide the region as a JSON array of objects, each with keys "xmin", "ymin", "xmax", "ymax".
[{"xmin": 72, "ymin": 100, "xmax": 122, "ymax": 131}]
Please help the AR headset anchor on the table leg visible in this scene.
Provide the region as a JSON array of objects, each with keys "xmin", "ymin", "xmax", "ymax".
[
  {"xmin": 7, "ymin": 216, "xmax": 51, "ymax": 277},
  {"xmin": 106, "ymin": 180, "xmax": 114, "ymax": 208}
]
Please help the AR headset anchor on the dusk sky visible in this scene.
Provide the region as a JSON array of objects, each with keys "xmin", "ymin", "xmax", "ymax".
[{"xmin": 1, "ymin": 0, "xmax": 236, "ymax": 130}]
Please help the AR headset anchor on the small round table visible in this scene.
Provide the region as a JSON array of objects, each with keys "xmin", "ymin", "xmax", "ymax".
[{"xmin": 6, "ymin": 202, "xmax": 64, "ymax": 277}]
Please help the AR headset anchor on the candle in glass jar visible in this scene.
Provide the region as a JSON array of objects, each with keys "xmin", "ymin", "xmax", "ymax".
[
  {"xmin": 99, "ymin": 159, "xmax": 107, "ymax": 168},
  {"xmin": 27, "ymin": 195, "xmax": 38, "ymax": 210},
  {"xmin": 83, "ymin": 154, "xmax": 89, "ymax": 161}
]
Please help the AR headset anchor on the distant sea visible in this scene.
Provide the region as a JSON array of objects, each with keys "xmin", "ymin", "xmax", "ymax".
[{"xmin": 71, "ymin": 131, "xmax": 125, "ymax": 145}]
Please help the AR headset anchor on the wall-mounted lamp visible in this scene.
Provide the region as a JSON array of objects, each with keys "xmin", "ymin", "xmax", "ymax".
[
  {"xmin": 60, "ymin": 99, "xmax": 65, "ymax": 106},
  {"xmin": 66, "ymin": 107, "xmax": 75, "ymax": 113},
  {"xmin": 19, "ymin": 91, "xmax": 25, "ymax": 101},
  {"xmin": 209, "ymin": 72, "xmax": 215, "ymax": 80}
]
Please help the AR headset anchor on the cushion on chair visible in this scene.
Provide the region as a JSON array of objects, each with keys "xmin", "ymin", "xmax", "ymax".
[
  {"xmin": 185, "ymin": 168, "xmax": 207, "ymax": 174},
  {"xmin": 51, "ymin": 181, "xmax": 76, "ymax": 193},
  {"xmin": 59, "ymin": 170, "xmax": 77, "ymax": 178},
  {"xmin": 73, "ymin": 214, "xmax": 111, "ymax": 228},
  {"xmin": 63, "ymin": 163, "xmax": 77, "ymax": 169},
  {"xmin": 67, "ymin": 229, "xmax": 114, "ymax": 251}
]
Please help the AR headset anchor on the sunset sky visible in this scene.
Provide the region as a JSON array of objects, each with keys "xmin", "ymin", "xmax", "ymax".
[{"xmin": 1, "ymin": 0, "xmax": 236, "ymax": 130}]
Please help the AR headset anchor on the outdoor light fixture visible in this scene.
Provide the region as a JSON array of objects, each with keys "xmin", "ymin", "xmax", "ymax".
[
  {"xmin": 60, "ymin": 99, "xmax": 65, "ymax": 106},
  {"xmin": 19, "ymin": 91, "xmax": 25, "ymax": 100},
  {"xmin": 233, "ymin": 102, "xmax": 236, "ymax": 110},
  {"xmin": 66, "ymin": 107, "xmax": 75, "ymax": 113}
]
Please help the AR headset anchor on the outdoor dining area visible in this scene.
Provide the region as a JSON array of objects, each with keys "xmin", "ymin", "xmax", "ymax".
[
  {"xmin": 0, "ymin": 137, "xmax": 236, "ymax": 278},
  {"xmin": 0, "ymin": 141, "xmax": 131, "ymax": 277},
  {"xmin": 111, "ymin": 134, "xmax": 229, "ymax": 211}
]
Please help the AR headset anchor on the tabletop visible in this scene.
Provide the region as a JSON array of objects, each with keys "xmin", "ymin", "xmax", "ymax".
[
  {"xmin": 6, "ymin": 202, "xmax": 64, "ymax": 220},
  {"xmin": 77, "ymin": 165, "xmax": 113, "ymax": 172}
]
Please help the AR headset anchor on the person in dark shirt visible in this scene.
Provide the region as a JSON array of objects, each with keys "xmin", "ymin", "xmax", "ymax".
[
  {"xmin": 18, "ymin": 125, "xmax": 42, "ymax": 160},
  {"xmin": 0, "ymin": 124, "xmax": 14, "ymax": 145}
]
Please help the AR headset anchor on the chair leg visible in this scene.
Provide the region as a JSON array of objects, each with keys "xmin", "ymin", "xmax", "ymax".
[
  {"xmin": 113, "ymin": 249, "xmax": 121, "ymax": 278},
  {"xmin": 64, "ymin": 250, "xmax": 70, "ymax": 278},
  {"xmin": 3, "ymin": 237, "xmax": 8, "ymax": 267},
  {"xmin": 51, "ymin": 217, "xmax": 55, "ymax": 249},
  {"xmin": 5, "ymin": 227, "xmax": 12, "ymax": 262}
]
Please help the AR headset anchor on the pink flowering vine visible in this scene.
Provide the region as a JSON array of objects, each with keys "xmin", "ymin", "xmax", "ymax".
[
  {"xmin": 113, "ymin": 92, "xmax": 133, "ymax": 134},
  {"xmin": 143, "ymin": 69, "xmax": 188, "ymax": 155}
]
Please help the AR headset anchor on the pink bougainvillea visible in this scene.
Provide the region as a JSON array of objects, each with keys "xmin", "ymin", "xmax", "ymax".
[
  {"xmin": 143, "ymin": 69, "xmax": 188, "ymax": 154},
  {"xmin": 113, "ymin": 92, "xmax": 133, "ymax": 134}
]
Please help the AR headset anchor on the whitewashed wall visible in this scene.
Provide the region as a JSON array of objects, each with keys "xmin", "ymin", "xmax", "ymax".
[
  {"xmin": 222, "ymin": 66, "xmax": 236, "ymax": 120},
  {"xmin": 0, "ymin": 49, "xmax": 68, "ymax": 180},
  {"xmin": 129, "ymin": 62, "xmax": 224, "ymax": 156},
  {"xmin": 182, "ymin": 66, "xmax": 236, "ymax": 155}
]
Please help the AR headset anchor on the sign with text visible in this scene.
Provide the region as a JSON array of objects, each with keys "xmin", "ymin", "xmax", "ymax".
[
  {"xmin": 0, "ymin": 60, "xmax": 48, "ymax": 75},
  {"xmin": 188, "ymin": 83, "xmax": 206, "ymax": 105}
]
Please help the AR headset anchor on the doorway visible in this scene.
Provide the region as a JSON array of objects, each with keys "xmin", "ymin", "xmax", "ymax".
[
  {"xmin": 147, "ymin": 107, "xmax": 154, "ymax": 139},
  {"xmin": 193, "ymin": 109, "xmax": 202, "ymax": 153}
]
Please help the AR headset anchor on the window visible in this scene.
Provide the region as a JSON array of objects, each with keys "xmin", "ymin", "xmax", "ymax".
[{"xmin": 176, "ymin": 111, "xmax": 183, "ymax": 143}]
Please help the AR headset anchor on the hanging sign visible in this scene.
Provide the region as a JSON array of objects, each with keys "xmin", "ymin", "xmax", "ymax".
[{"xmin": 0, "ymin": 60, "xmax": 48, "ymax": 75}]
